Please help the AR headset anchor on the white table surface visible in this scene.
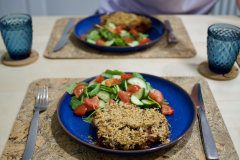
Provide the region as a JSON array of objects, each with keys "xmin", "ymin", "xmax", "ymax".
[{"xmin": 0, "ymin": 15, "xmax": 239, "ymax": 157}]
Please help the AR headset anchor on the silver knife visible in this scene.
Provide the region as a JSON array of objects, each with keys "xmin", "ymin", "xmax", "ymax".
[
  {"xmin": 165, "ymin": 20, "xmax": 178, "ymax": 43},
  {"xmin": 54, "ymin": 18, "xmax": 75, "ymax": 51},
  {"xmin": 191, "ymin": 83, "xmax": 219, "ymax": 160}
]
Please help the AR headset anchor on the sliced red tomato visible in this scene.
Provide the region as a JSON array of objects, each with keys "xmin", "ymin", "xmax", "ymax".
[
  {"xmin": 161, "ymin": 104, "xmax": 174, "ymax": 115},
  {"xmin": 86, "ymin": 105, "xmax": 94, "ymax": 112},
  {"xmin": 96, "ymin": 39, "xmax": 106, "ymax": 46},
  {"xmin": 129, "ymin": 28, "xmax": 139, "ymax": 38},
  {"xmin": 149, "ymin": 89, "xmax": 164, "ymax": 104},
  {"xmin": 105, "ymin": 78, "xmax": 121, "ymax": 87},
  {"xmin": 121, "ymin": 74, "xmax": 134, "ymax": 80},
  {"xmin": 74, "ymin": 103, "xmax": 87, "ymax": 116},
  {"xmin": 84, "ymin": 96, "xmax": 100, "ymax": 109},
  {"xmin": 116, "ymin": 25, "xmax": 124, "ymax": 35},
  {"xmin": 123, "ymin": 36, "xmax": 133, "ymax": 44},
  {"xmin": 90, "ymin": 75, "xmax": 105, "ymax": 84},
  {"xmin": 127, "ymin": 85, "xmax": 141, "ymax": 94},
  {"xmin": 109, "ymin": 99, "xmax": 118, "ymax": 105},
  {"xmin": 73, "ymin": 84, "xmax": 86, "ymax": 98},
  {"xmin": 118, "ymin": 91, "xmax": 131, "ymax": 103},
  {"xmin": 109, "ymin": 27, "xmax": 116, "ymax": 33},
  {"xmin": 139, "ymin": 38, "xmax": 150, "ymax": 45},
  {"xmin": 80, "ymin": 34, "xmax": 86, "ymax": 40}
]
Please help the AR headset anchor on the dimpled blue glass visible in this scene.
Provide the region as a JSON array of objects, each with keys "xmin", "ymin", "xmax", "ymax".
[
  {"xmin": 207, "ymin": 24, "xmax": 240, "ymax": 74},
  {"xmin": 0, "ymin": 14, "xmax": 32, "ymax": 60}
]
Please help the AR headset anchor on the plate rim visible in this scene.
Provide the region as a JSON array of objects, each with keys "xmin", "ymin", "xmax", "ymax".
[
  {"xmin": 57, "ymin": 73, "xmax": 197, "ymax": 154},
  {"xmin": 73, "ymin": 13, "xmax": 167, "ymax": 49}
]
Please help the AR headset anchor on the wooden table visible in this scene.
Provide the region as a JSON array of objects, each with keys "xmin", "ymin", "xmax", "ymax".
[{"xmin": 0, "ymin": 15, "xmax": 240, "ymax": 158}]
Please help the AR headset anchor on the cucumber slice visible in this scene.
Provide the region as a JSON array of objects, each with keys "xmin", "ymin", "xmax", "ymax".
[
  {"xmin": 115, "ymin": 85, "xmax": 122, "ymax": 92},
  {"xmin": 127, "ymin": 41, "xmax": 139, "ymax": 47},
  {"xmin": 113, "ymin": 75, "xmax": 121, "ymax": 79},
  {"xmin": 132, "ymin": 88, "xmax": 145, "ymax": 100},
  {"xmin": 106, "ymin": 22, "xmax": 116, "ymax": 29},
  {"xmin": 99, "ymin": 100, "xmax": 106, "ymax": 108},
  {"xmin": 87, "ymin": 39, "xmax": 96, "ymax": 44},
  {"xmin": 144, "ymin": 82, "xmax": 153, "ymax": 97},
  {"xmin": 130, "ymin": 95, "xmax": 143, "ymax": 106},
  {"xmin": 96, "ymin": 91, "xmax": 110, "ymax": 103},
  {"xmin": 127, "ymin": 77, "xmax": 146, "ymax": 89},
  {"xmin": 141, "ymin": 99, "xmax": 156, "ymax": 106},
  {"xmin": 120, "ymin": 30, "xmax": 130, "ymax": 37},
  {"xmin": 101, "ymin": 80, "xmax": 105, "ymax": 85},
  {"xmin": 122, "ymin": 80, "xmax": 128, "ymax": 91},
  {"xmin": 106, "ymin": 40, "xmax": 114, "ymax": 46}
]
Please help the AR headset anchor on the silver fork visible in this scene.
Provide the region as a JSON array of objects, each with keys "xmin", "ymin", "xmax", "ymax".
[{"xmin": 22, "ymin": 86, "xmax": 48, "ymax": 160}]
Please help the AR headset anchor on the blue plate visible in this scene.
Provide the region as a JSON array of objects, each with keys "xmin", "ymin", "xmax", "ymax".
[
  {"xmin": 73, "ymin": 13, "xmax": 166, "ymax": 52},
  {"xmin": 57, "ymin": 73, "xmax": 197, "ymax": 156}
]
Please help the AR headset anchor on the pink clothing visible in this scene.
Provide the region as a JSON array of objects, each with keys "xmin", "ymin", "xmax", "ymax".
[{"xmin": 98, "ymin": 0, "xmax": 218, "ymax": 14}]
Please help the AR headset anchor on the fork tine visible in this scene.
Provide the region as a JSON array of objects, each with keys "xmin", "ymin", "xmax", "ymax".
[
  {"xmin": 40, "ymin": 86, "xmax": 43, "ymax": 108},
  {"xmin": 42, "ymin": 86, "xmax": 46, "ymax": 108},
  {"xmin": 35, "ymin": 86, "xmax": 40, "ymax": 107},
  {"xmin": 45, "ymin": 86, "xmax": 48, "ymax": 107}
]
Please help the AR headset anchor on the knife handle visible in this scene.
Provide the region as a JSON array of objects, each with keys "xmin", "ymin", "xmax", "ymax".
[{"xmin": 198, "ymin": 108, "xmax": 219, "ymax": 160}]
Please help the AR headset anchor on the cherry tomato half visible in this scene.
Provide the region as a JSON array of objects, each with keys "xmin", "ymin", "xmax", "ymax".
[
  {"xmin": 96, "ymin": 39, "xmax": 106, "ymax": 46},
  {"xmin": 90, "ymin": 75, "xmax": 105, "ymax": 84},
  {"xmin": 109, "ymin": 99, "xmax": 118, "ymax": 105},
  {"xmin": 161, "ymin": 104, "xmax": 174, "ymax": 115},
  {"xmin": 73, "ymin": 84, "xmax": 86, "ymax": 98},
  {"xmin": 149, "ymin": 89, "xmax": 164, "ymax": 104},
  {"xmin": 118, "ymin": 91, "xmax": 131, "ymax": 103},
  {"xmin": 139, "ymin": 38, "xmax": 150, "ymax": 45},
  {"xmin": 123, "ymin": 36, "xmax": 133, "ymax": 44},
  {"xmin": 116, "ymin": 25, "xmax": 124, "ymax": 35},
  {"xmin": 121, "ymin": 74, "xmax": 134, "ymax": 80},
  {"xmin": 80, "ymin": 34, "xmax": 86, "ymax": 40},
  {"xmin": 74, "ymin": 103, "xmax": 87, "ymax": 116},
  {"xmin": 105, "ymin": 78, "xmax": 121, "ymax": 87},
  {"xmin": 84, "ymin": 96, "xmax": 100, "ymax": 109},
  {"xmin": 127, "ymin": 85, "xmax": 141, "ymax": 94},
  {"xmin": 129, "ymin": 28, "xmax": 139, "ymax": 38}
]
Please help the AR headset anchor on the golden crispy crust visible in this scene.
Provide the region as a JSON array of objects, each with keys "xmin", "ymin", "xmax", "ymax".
[
  {"xmin": 92, "ymin": 103, "xmax": 170, "ymax": 150},
  {"xmin": 100, "ymin": 11, "xmax": 152, "ymax": 33}
]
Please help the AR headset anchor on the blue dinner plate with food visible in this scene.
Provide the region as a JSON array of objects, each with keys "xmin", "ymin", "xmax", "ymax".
[
  {"xmin": 57, "ymin": 70, "xmax": 196, "ymax": 156},
  {"xmin": 73, "ymin": 12, "xmax": 166, "ymax": 52}
]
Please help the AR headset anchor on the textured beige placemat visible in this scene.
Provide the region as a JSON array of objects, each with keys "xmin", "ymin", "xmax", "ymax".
[
  {"xmin": 1, "ymin": 77, "xmax": 238, "ymax": 160},
  {"xmin": 44, "ymin": 16, "xmax": 196, "ymax": 59}
]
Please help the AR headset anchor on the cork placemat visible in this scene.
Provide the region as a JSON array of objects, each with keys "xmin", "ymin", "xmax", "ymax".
[
  {"xmin": 44, "ymin": 16, "xmax": 196, "ymax": 59},
  {"xmin": 1, "ymin": 77, "xmax": 238, "ymax": 160}
]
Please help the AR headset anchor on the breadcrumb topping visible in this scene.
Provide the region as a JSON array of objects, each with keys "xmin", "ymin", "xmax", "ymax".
[{"xmin": 93, "ymin": 103, "xmax": 170, "ymax": 150}]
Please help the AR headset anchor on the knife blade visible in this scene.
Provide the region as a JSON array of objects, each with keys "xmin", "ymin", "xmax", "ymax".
[
  {"xmin": 54, "ymin": 18, "xmax": 75, "ymax": 51},
  {"xmin": 191, "ymin": 83, "xmax": 219, "ymax": 160},
  {"xmin": 164, "ymin": 20, "xmax": 178, "ymax": 43}
]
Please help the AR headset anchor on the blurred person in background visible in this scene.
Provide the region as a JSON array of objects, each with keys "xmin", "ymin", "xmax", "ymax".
[{"xmin": 98, "ymin": 0, "xmax": 240, "ymax": 15}]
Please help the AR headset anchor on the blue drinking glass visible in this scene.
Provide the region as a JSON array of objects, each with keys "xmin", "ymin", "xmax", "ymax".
[
  {"xmin": 0, "ymin": 13, "xmax": 32, "ymax": 60},
  {"xmin": 207, "ymin": 24, "xmax": 240, "ymax": 74}
]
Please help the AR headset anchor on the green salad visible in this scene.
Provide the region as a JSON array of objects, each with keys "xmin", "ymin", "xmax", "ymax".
[
  {"xmin": 80, "ymin": 23, "xmax": 150, "ymax": 47},
  {"xmin": 65, "ymin": 69, "xmax": 174, "ymax": 123}
]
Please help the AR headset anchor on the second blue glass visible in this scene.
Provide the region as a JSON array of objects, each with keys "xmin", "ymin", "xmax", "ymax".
[
  {"xmin": 207, "ymin": 24, "xmax": 240, "ymax": 74},
  {"xmin": 0, "ymin": 13, "xmax": 32, "ymax": 60}
]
